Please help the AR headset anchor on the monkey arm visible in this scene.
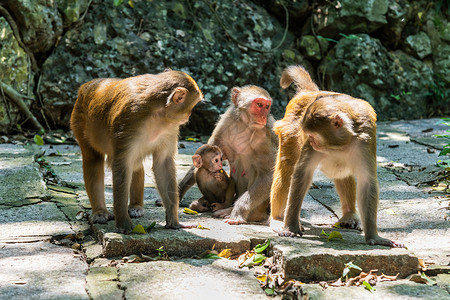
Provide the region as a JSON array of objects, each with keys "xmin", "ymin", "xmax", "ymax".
[
  {"xmin": 223, "ymin": 177, "xmax": 236, "ymax": 208},
  {"xmin": 178, "ymin": 165, "xmax": 196, "ymax": 199}
]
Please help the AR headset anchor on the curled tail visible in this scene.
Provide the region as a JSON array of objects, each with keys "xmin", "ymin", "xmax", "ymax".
[{"xmin": 280, "ymin": 65, "xmax": 319, "ymax": 92}]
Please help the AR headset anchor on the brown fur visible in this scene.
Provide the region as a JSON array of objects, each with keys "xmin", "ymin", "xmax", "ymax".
[
  {"xmin": 179, "ymin": 85, "xmax": 278, "ymax": 224},
  {"xmin": 70, "ymin": 70, "xmax": 203, "ymax": 233},
  {"xmin": 271, "ymin": 65, "xmax": 403, "ymax": 247},
  {"xmin": 189, "ymin": 144, "xmax": 235, "ymax": 212}
]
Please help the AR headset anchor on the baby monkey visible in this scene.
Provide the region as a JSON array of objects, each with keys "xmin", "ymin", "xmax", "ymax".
[{"xmin": 189, "ymin": 144, "xmax": 235, "ymax": 213}]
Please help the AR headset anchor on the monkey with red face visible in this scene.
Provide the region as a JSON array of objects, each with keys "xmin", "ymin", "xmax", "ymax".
[
  {"xmin": 270, "ymin": 65, "xmax": 404, "ymax": 247},
  {"xmin": 188, "ymin": 144, "xmax": 235, "ymax": 213},
  {"xmin": 179, "ymin": 85, "xmax": 278, "ymax": 224},
  {"xmin": 70, "ymin": 70, "xmax": 203, "ymax": 233}
]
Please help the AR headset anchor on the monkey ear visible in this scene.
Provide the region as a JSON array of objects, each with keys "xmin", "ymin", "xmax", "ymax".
[
  {"xmin": 171, "ymin": 87, "xmax": 188, "ymax": 105},
  {"xmin": 331, "ymin": 114, "xmax": 344, "ymax": 129},
  {"xmin": 231, "ymin": 87, "xmax": 241, "ymax": 106},
  {"xmin": 192, "ymin": 154, "xmax": 203, "ymax": 168}
]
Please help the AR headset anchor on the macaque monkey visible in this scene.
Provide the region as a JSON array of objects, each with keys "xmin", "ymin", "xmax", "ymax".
[
  {"xmin": 270, "ymin": 65, "xmax": 403, "ymax": 247},
  {"xmin": 188, "ymin": 144, "xmax": 235, "ymax": 213},
  {"xmin": 179, "ymin": 86, "xmax": 278, "ymax": 224},
  {"xmin": 70, "ymin": 70, "xmax": 203, "ymax": 233}
]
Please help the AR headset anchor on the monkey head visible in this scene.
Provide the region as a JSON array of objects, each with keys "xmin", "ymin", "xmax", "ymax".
[
  {"xmin": 192, "ymin": 144, "xmax": 224, "ymax": 173},
  {"xmin": 231, "ymin": 86, "xmax": 272, "ymax": 128},
  {"xmin": 302, "ymin": 98, "xmax": 356, "ymax": 152},
  {"xmin": 163, "ymin": 71, "xmax": 204, "ymax": 124}
]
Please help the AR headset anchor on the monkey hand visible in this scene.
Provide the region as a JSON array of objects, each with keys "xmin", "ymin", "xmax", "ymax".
[
  {"xmin": 115, "ymin": 217, "xmax": 134, "ymax": 234},
  {"xmin": 338, "ymin": 212, "xmax": 362, "ymax": 231},
  {"xmin": 274, "ymin": 222, "xmax": 303, "ymax": 237},
  {"xmin": 211, "ymin": 202, "xmax": 225, "ymax": 212},
  {"xmin": 90, "ymin": 210, "xmax": 114, "ymax": 224},
  {"xmin": 128, "ymin": 207, "xmax": 144, "ymax": 218},
  {"xmin": 366, "ymin": 235, "xmax": 406, "ymax": 248}
]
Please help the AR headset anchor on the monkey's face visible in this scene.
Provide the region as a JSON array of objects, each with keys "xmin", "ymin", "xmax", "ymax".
[
  {"xmin": 208, "ymin": 152, "xmax": 224, "ymax": 173},
  {"xmin": 248, "ymin": 97, "xmax": 272, "ymax": 128}
]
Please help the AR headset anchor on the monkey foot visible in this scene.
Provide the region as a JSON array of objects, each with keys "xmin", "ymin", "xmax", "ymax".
[
  {"xmin": 213, "ymin": 207, "xmax": 232, "ymax": 218},
  {"xmin": 367, "ymin": 236, "xmax": 406, "ymax": 248},
  {"xmin": 224, "ymin": 218, "xmax": 245, "ymax": 225},
  {"xmin": 165, "ymin": 222, "xmax": 196, "ymax": 229},
  {"xmin": 90, "ymin": 211, "xmax": 114, "ymax": 224},
  {"xmin": 128, "ymin": 207, "xmax": 144, "ymax": 218}
]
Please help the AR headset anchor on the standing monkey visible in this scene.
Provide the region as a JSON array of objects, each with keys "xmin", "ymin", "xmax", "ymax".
[
  {"xmin": 178, "ymin": 86, "xmax": 278, "ymax": 224},
  {"xmin": 271, "ymin": 65, "xmax": 403, "ymax": 247},
  {"xmin": 188, "ymin": 144, "xmax": 235, "ymax": 212},
  {"xmin": 70, "ymin": 70, "xmax": 203, "ymax": 233}
]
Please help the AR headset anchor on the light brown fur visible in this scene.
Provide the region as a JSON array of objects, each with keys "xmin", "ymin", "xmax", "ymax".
[
  {"xmin": 189, "ymin": 144, "xmax": 235, "ymax": 212},
  {"xmin": 179, "ymin": 86, "xmax": 278, "ymax": 224},
  {"xmin": 70, "ymin": 70, "xmax": 203, "ymax": 233},
  {"xmin": 271, "ymin": 65, "xmax": 403, "ymax": 247}
]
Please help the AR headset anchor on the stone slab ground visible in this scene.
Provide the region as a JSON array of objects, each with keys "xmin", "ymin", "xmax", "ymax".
[{"xmin": 0, "ymin": 118, "xmax": 449, "ymax": 299}]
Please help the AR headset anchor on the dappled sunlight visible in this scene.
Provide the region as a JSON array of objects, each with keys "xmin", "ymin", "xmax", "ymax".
[{"xmin": 377, "ymin": 131, "xmax": 410, "ymax": 142}]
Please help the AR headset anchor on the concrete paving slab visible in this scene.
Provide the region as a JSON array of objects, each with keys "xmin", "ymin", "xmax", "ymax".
[
  {"xmin": 118, "ymin": 259, "xmax": 267, "ymax": 300},
  {"xmin": 0, "ymin": 241, "xmax": 88, "ymax": 300},
  {"xmin": 1, "ymin": 118, "xmax": 449, "ymax": 299}
]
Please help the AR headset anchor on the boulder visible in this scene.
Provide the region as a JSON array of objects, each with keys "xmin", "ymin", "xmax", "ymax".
[
  {"xmin": 319, "ymin": 34, "xmax": 433, "ymax": 120},
  {"xmin": 2, "ymin": 0, "xmax": 63, "ymax": 56},
  {"xmin": 313, "ymin": 0, "xmax": 388, "ymax": 38},
  {"xmin": 403, "ymin": 31, "xmax": 432, "ymax": 59}
]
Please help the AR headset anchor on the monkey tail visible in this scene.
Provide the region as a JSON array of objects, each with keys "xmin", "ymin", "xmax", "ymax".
[{"xmin": 280, "ymin": 65, "xmax": 319, "ymax": 92}]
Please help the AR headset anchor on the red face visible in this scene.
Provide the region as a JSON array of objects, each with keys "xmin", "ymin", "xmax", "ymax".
[{"xmin": 249, "ymin": 98, "xmax": 271, "ymax": 127}]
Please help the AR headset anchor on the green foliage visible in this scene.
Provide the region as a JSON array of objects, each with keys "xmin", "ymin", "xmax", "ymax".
[
  {"xmin": 362, "ymin": 281, "xmax": 376, "ymax": 292},
  {"xmin": 33, "ymin": 134, "xmax": 44, "ymax": 146},
  {"xmin": 254, "ymin": 239, "xmax": 270, "ymax": 254},
  {"xmin": 390, "ymin": 91, "xmax": 412, "ymax": 101},
  {"xmin": 435, "ymin": 118, "xmax": 450, "ymax": 168},
  {"xmin": 342, "ymin": 261, "xmax": 362, "ymax": 278}
]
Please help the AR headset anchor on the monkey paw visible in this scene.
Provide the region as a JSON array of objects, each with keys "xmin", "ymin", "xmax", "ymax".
[
  {"xmin": 213, "ymin": 207, "xmax": 232, "ymax": 218},
  {"xmin": 276, "ymin": 227, "xmax": 303, "ymax": 237},
  {"xmin": 128, "ymin": 207, "xmax": 144, "ymax": 218},
  {"xmin": 211, "ymin": 202, "xmax": 225, "ymax": 212},
  {"xmin": 90, "ymin": 211, "xmax": 114, "ymax": 224},
  {"xmin": 165, "ymin": 222, "xmax": 196, "ymax": 229},
  {"xmin": 338, "ymin": 213, "xmax": 362, "ymax": 231},
  {"xmin": 115, "ymin": 218, "xmax": 134, "ymax": 234},
  {"xmin": 224, "ymin": 217, "xmax": 245, "ymax": 225}
]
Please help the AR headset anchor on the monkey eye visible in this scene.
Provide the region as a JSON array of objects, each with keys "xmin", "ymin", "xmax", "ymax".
[
  {"xmin": 215, "ymin": 158, "xmax": 219, "ymax": 163},
  {"xmin": 257, "ymin": 102, "xmax": 263, "ymax": 108},
  {"xmin": 265, "ymin": 105, "xmax": 270, "ymax": 109}
]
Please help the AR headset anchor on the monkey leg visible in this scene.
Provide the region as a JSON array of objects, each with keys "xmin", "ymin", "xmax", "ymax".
[
  {"xmin": 270, "ymin": 135, "xmax": 300, "ymax": 221},
  {"xmin": 112, "ymin": 159, "xmax": 134, "ymax": 233},
  {"xmin": 335, "ymin": 176, "xmax": 361, "ymax": 231},
  {"xmin": 356, "ymin": 175, "xmax": 403, "ymax": 247},
  {"xmin": 278, "ymin": 148, "xmax": 317, "ymax": 237},
  {"xmin": 80, "ymin": 144, "xmax": 113, "ymax": 224},
  {"xmin": 129, "ymin": 164, "xmax": 145, "ymax": 218},
  {"xmin": 153, "ymin": 150, "xmax": 195, "ymax": 229}
]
